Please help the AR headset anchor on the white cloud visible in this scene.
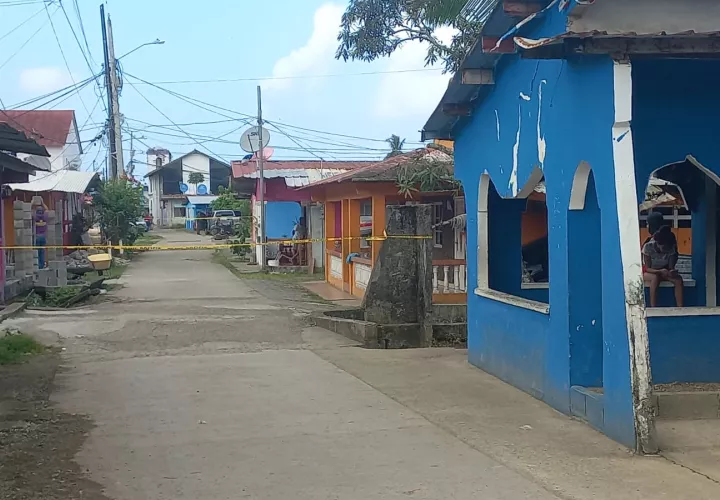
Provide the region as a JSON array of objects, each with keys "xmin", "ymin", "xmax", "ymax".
[
  {"xmin": 265, "ymin": 3, "xmax": 344, "ymax": 91},
  {"xmin": 373, "ymin": 27, "xmax": 455, "ymax": 120},
  {"xmin": 18, "ymin": 67, "xmax": 73, "ymax": 94}
]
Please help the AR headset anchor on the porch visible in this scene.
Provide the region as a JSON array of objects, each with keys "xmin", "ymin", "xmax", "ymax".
[{"xmin": 323, "ymin": 194, "xmax": 467, "ymax": 304}]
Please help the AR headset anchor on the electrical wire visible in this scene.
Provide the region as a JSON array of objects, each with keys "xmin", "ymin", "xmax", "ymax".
[
  {"xmin": 71, "ymin": 0, "xmax": 95, "ymax": 66},
  {"xmin": 0, "ymin": 4, "xmax": 45, "ymax": 43},
  {"xmin": 134, "ymin": 68, "xmax": 444, "ymax": 85},
  {"xmin": 44, "ymin": 1, "xmax": 91, "ymax": 116},
  {"xmin": 123, "ymin": 72, "xmax": 425, "ymax": 147},
  {"xmin": 0, "ymin": 5, "xmax": 58, "ymax": 71},
  {"xmin": 5, "ymin": 73, "xmax": 100, "ymax": 109},
  {"xmin": 124, "ymin": 78, "xmax": 232, "ymax": 163}
]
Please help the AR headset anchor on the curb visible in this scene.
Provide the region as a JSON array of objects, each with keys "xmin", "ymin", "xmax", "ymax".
[{"xmin": 0, "ymin": 302, "xmax": 27, "ymax": 323}]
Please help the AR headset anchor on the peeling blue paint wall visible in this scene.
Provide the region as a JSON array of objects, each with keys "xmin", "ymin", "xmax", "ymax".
[
  {"xmin": 633, "ymin": 59, "xmax": 720, "ymax": 386},
  {"xmin": 454, "ymin": 48, "xmax": 638, "ymax": 448},
  {"xmin": 649, "ymin": 315, "xmax": 720, "ymax": 384}
]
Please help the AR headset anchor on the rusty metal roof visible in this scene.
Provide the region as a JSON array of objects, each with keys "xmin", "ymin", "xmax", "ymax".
[{"xmin": 514, "ymin": 29, "xmax": 720, "ymax": 50}]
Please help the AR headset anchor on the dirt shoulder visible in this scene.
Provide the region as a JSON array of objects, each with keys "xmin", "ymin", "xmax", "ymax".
[{"xmin": 0, "ymin": 353, "xmax": 109, "ymax": 500}]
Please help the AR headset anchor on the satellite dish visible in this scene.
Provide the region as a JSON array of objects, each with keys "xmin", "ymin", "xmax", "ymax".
[
  {"xmin": 179, "ymin": 182, "xmax": 189, "ymax": 193},
  {"xmin": 240, "ymin": 126, "xmax": 270, "ymax": 153}
]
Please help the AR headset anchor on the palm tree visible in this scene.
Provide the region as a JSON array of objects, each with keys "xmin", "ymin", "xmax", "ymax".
[
  {"xmin": 415, "ymin": 0, "xmax": 469, "ymax": 25},
  {"xmin": 385, "ymin": 134, "xmax": 407, "ymax": 159}
]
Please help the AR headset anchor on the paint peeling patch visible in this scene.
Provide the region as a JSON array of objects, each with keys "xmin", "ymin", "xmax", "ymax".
[
  {"xmin": 520, "ymin": 92, "xmax": 531, "ymax": 101},
  {"xmin": 537, "ymin": 80, "xmax": 546, "ymax": 169},
  {"xmin": 495, "ymin": 109, "xmax": 500, "ymax": 141},
  {"xmin": 616, "ymin": 130, "xmax": 630, "ymax": 142},
  {"xmin": 509, "ymin": 105, "xmax": 522, "ymax": 197}
]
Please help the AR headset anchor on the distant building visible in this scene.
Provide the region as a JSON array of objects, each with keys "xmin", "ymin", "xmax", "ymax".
[
  {"xmin": 145, "ymin": 149, "xmax": 230, "ymax": 227},
  {"xmin": 0, "ymin": 110, "xmax": 83, "ymax": 171}
]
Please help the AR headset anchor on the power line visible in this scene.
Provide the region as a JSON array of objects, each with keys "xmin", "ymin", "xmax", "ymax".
[
  {"xmin": 124, "ymin": 77, "xmax": 232, "ymax": 163},
  {"xmin": 133, "ymin": 68, "xmax": 444, "ymax": 85},
  {"xmin": 0, "ymin": 5, "xmax": 58, "ymax": 71},
  {"xmin": 71, "ymin": 0, "xmax": 95, "ymax": 66},
  {"xmin": 44, "ymin": 1, "xmax": 92, "ymax": 116},
  {"xmin": 0, "ymin": 4, "xmax": 45, "ymax": 43},
  {"xmin": 124, "ymin": 72, "xmax": 425, "ymax": 146},
  {"xmin": 5, "ymin": 73, "xmax": 99, "ymax": 109}
]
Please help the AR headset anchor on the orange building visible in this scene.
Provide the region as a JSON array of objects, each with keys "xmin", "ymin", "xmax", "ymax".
[{"xmin": 298, "ymin": 147, "xmax": 467, "ymax": 304}]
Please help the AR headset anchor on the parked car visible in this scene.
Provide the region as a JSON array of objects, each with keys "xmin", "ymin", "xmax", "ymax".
[{"xmin": 135, "ymin": 219, "xmax": 148, "ymax": 232}]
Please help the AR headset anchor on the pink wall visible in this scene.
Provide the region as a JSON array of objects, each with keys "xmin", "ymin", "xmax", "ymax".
[{"xmin": 255, "ymin": 178, "xmax": 311, "ymax": 202}]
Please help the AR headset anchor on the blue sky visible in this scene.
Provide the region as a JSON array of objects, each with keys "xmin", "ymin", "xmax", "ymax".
[{"xmin": 0, "ymin": 0, "xmax": 451, "ymax": 176}]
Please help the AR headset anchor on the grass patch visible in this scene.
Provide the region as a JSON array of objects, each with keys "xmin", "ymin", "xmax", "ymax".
[
  {"xmin": 212, "ymin": 252, "xmax": 322, "ymax": 282},
  {"xmin": 84, "ymin": 263, "xmax": 127, "ymax": 281},
  {"xmin": 134, "ymin": 234, "xmax": 162, "ymax": 246},
  {"xmin": 0, "ymin": 333, "xmax": 45, "ymax": 365}
]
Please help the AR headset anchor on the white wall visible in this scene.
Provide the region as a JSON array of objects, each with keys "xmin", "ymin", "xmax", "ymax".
[
  {"xmin": 148, "ymin": 174, "xmax": 162, "ymax": 224},
  {"xmin": 181, "ymin": 153, "xmax": 211, "ymax": 195}
]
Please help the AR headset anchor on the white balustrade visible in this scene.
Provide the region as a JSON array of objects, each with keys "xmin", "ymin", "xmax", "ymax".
[{"xmin": 432, "ymin": 261, "xmax": 467, "ymax": 294}]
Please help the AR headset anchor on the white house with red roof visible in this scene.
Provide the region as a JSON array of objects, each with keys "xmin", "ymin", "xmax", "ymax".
[{"xmin": 0, "ymin": 110, "xmax": 83, "ymax": 171}]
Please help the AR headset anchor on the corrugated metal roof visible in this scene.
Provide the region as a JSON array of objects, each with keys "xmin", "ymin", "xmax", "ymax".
[
  {"xmin": 514, "ymin": 30, "xmax": 720, "ymax": 50},
  {"xmin": 0, "ymin": 110, "xmax": 75, "ymax": 148},
  {"xmin": 298, "ymin": 147, "xmax": 453, "ymax": 189},
  {"xmin": 240, "ymin": 168, "xmax": 350, "ymax": 187},
  {"xmin": 231, "ymin": 159, "xmax": 372, "ymax": 179},
  {"xmin": 7, "ymin": 169, "xmax": 99, "ymax": 194},
  {"xmin": 186, "ymin": 195, "xmax": 218, "ymax": 205}
]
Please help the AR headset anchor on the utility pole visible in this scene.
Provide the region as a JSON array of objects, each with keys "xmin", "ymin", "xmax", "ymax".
[
  {"xmin": 100, "ymin": 5, "xmax": 116, "ymax": 179},
  {"xmin": 257, "ymin": 85, "xmax": 266, "ymax": 270},
  {"xmin": 106, "ymin": 16, "xmax": 124, "ymax": 178}
]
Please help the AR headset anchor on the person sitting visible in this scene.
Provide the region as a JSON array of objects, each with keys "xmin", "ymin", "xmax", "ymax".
[{"xmin": 642, "ymin": 225, "xmax": 683, "ymax": 307}]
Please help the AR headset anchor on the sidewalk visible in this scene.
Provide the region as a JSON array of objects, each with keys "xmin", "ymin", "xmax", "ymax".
[
  {"xmin": 312, "ymin": 345, "xmax": 720, "ymax": 499},
  {"xmin": 302, "ymin": 281, "xmax": 362, "ymax": 307}
]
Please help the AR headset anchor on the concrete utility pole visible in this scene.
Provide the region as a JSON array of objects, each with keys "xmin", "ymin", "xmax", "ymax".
[
  {"xmin": 106, "ymin": 16, "xmax": 124, "ymax": 178},
  {"xmin": 257, "ymin": 85, "xmax": 266, "ymax": 270},
  {"xmin": 100, "ymin": 5, "xmax": 116, "ymax": 179}
]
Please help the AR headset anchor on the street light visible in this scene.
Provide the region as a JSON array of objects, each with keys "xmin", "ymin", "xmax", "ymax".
[{"xmin": 118, "ymin": 39, "xmax": 165, "ymax": 60}]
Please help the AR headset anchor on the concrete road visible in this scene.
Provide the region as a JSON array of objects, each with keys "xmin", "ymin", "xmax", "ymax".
[{"xmin": 10, "ymin": 231, "xmax": 560, "ymax": 499}]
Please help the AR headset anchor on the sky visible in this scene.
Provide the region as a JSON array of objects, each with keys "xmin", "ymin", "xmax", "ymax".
[{"xmin": 0, "ymin": 0, "xmax": 452, "ymax": 177}]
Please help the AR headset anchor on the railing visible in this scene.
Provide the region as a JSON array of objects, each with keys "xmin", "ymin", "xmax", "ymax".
[{"xmin": 432, "ymin": 259, "xmax": 467, "ymax": 294}]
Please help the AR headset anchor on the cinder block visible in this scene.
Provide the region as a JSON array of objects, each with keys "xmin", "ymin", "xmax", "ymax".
[
  {"xmin": 656, "ymin": 392, "xmax": 720, "ymax": 420},
  {"xmin": 5, "ymin": 265, "xmax": 15, "ymax": 280},
  {"xmin": 13, "ymin": 200, "xmax": 24, "ymax": 209},
  {"xmin": 56, "ymin": 269, "xmax": 67, "ymax": 286},
  {"xmin": 48, "ymin": 260, "xmax": 66, "ymax": 271}
]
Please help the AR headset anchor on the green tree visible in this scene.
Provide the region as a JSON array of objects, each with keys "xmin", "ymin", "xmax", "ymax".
[
  {"xmin": 385, "ymin": 134, "xmax": 406, "ymax": 159},
  {"xmin": 211, "ymin": 187, "xmax": 252, "ymax": 245},
  {"xmin": 94, "ymin": 179, "xmax": 144, "ymax": 246},
  {"xmin": 336, "ymin": 0, "xmax": 483, "ymax": 73},
  {"xmin": 188, "ymin": 172, "xmax": 205, "ymax": 193}
]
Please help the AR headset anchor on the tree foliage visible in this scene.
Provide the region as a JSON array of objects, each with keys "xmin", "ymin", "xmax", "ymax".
[
  {"xmin": 336, "ymin": 0, "xmax": 483, "ymax": 73},
  {"xmin": 396, "ymin": 158, "xmax": 459, "ymax": 198},
  {"xmin": 385, "ymin": 134, "xmax": 406, "ymax": 159},
  {"xmin": 211, "ymin": 187, "xmax": 252, "ymax": 244},
  {"xmin": 188, "ymin": 172, "xmax": 205, "ymax": 187},
  {"xmin": 210, "ymin": 186, "xmax": 248, "ymax": 212},
  {"xmin": 94, "ymin": 180, "xmax": 145, "ymax": 245}
]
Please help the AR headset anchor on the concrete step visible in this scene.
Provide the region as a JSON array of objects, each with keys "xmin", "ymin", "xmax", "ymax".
[
  {"xmin": 655, "ymin": 391, "xmax": 720, "ymax": 420},
  {"xmin": 432, "ymin": 323, "xmax": 467, "ymax": 347}
]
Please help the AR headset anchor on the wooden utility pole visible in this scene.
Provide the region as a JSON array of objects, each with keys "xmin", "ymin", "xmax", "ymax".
[{"xmin": 100, "ymin": 5, "xmax": 116, "ymax": 178}]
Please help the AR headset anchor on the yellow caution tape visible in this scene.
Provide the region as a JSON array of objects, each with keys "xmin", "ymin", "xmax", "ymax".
[{"xmin": 0, "ymin": 234, "xmax": 432, "ymax": 251}]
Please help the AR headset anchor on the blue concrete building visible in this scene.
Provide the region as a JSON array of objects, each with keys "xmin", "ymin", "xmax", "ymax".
[{"xmin": 422, "ymin": 0, "xmax": 720, "ymax": 452}]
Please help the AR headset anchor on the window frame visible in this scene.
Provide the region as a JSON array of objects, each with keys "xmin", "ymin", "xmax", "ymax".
[{"xmin": 173, "ymin": 206, "xmax": 187, "ymax": 218}]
